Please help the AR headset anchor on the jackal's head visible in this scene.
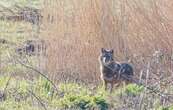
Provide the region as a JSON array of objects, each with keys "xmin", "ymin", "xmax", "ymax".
[{"xmin": 99, "ymin": 48, "xmax": 114, "ymax": 64}]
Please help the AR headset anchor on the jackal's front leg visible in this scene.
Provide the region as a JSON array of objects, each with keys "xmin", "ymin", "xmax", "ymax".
[
  {"xmin": 110, "ymin": 82, "xmax": 114, "ymax": 93},
  {"xmin": 103, "ymin": 80, "xmax": 108, "ymax": 91},
  {"xmin": 110, "ymin": 81, "xmax": 120, "ymax": 93}
]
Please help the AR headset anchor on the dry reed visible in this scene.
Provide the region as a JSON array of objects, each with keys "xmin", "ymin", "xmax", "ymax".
[{"xmin": 40, "ymin": 0, "xmax": 173, "ymax": 83}]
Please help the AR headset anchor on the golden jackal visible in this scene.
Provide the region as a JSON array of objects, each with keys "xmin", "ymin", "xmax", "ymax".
[{"xmin": 99, "ymin": 48, "xmax": 134, "ymax": 92}]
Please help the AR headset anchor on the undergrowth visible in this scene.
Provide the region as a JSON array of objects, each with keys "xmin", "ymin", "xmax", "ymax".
[{"xmin": 0, "ymin": 76, "xmax": 172, "ymax": 110}]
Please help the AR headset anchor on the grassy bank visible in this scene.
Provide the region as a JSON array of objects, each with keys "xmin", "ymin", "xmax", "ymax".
[{"xmin": 1, "ymin": 76, "xmax": 172, "ymax": 110}]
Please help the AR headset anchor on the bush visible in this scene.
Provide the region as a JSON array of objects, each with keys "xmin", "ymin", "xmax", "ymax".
[{"xmin": 57, "ymin": 83, "xmax": 109, "ymax": 110}]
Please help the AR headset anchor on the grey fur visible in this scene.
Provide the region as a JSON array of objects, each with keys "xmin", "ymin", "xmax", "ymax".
[{"xmin": 99, "ymin": 48, "xmax": 134, "ymax": 92}]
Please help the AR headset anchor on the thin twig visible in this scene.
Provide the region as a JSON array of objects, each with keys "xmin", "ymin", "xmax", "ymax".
[
  {"xmin": 3, "ymin": 74, "xmax": 12, "ymax": 93},
  {"xmin": 0, "ymin": 73, "xmax": 13, "ymax": 101},
  {"xmin": 121, "ymin": 74, "xmax": 173, "ymax": 99},
  {"xmin": 16, "ymin": 59, "xmax": 59, "ymax": 94},
  {"xmin": 28, "ymin": 89, "xmax": 47, "ymax": 110}
]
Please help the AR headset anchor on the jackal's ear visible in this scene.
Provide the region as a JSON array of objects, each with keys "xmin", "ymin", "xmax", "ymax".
[{"xmin": 101, "ymin": 48, "xmax": 105, "ymax": 53}]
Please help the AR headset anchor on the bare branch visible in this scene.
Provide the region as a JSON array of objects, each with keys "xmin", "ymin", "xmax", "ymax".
[
  {"xmin": 28, "ymin": 89, "xmax": 47, "ymax": 110},
  {"xmin": 16, "ymin": 59, "xmax": 60, "ymax": 95}
]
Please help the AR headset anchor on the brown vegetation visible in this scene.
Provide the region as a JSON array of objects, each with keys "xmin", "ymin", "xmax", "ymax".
[{"xmin": 40, "ymin": 0, "xmax": 173, "ymax": 83}]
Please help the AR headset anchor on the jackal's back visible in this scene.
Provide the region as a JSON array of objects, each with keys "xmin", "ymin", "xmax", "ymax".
[{"xmin": 119, "ymin": 63, "xmax": 133, "ymax": 76}]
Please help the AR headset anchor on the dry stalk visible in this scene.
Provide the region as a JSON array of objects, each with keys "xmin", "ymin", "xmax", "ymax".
[{"xmin": 28, "ymin": 89, "xmax": 47, "ymax": 110}]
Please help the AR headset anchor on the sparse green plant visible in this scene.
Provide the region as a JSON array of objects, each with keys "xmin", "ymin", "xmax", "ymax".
[
  {"xmin": 158, "ymin": 106, "xmax": 173, "ymax": 110},
  {"xmin": 57, "ymin": 83, "xmax": 109, "ymax": 110},
  {"xmin": 125, "ymin": 84, "xmax": 144, "ymax": 96}
]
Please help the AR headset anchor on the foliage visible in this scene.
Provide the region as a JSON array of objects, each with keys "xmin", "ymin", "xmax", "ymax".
[
  {"xmin": 0, "ymin": 76, "xmax": 110, "ymax": 110},
  {"xmin": 125, "ymin": 84, "xmax": 144, "ymax": 96},
  {"xmin": 158, "ymin": 106, "xmax": 173, "ymax": 110},
  {"xmin": 0, "ymin": 75, "xmax": 172, "ymax": 110},
  {"xmin": 57, "ymin": 83, "xmax": 109, "ymax": 110}
]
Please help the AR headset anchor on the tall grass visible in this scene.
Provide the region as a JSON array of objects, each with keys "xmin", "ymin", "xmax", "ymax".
[{"xmin": 41, "ymin": 0, "xmax": 173, "ymax": 82}]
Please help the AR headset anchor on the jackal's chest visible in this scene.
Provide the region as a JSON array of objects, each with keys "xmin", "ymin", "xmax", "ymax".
[
  {"xmin": 100, "ymin": 66, "xmax": 116, "ymax": 78},
  {"xmin": 100, "ymin": 71, "xmax": 117, "ymax": 82}
]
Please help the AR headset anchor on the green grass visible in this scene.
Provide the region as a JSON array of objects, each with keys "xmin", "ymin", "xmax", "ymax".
[
  {"xmin": 0, "ymin": 19, "xmax": 40, "ymax": 75},
  {"xmin": 0, "ymin": 20, "xmax": 38, "ymax": 44},
  {"xmin": 0, "ymin": 76, "xmax": 110, "ymax": 110},
  {"xmin": 158, "ymin": 106, "xmax": 173, "ymax": 110},
  {"xmin": 0, "ymin": 76, "xmax": 171, "ymax": 110},
  {"xmin": 57, "ymin": 83, "xmax": 109, "ymax": 110},
  {"xmin": 0, "ymin": 0, "xmax": 41, "ymax": 9},
  {"xmin": 125, "ymin": 84, "xmax": 144, "ymax": 96},
  {"xmin": 0, "ymin": 0, "xmax": 41, "ymax": 75}
]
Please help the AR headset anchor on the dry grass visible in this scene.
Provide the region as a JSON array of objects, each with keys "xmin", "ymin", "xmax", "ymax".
[{"xmin": 41, "ymin": 0, "xmax": 173, "ymax": 83}]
